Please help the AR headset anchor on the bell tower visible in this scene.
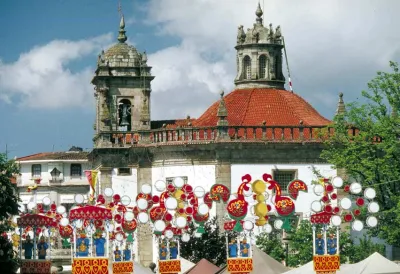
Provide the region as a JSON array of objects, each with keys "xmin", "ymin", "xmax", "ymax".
[
  {"xmin": 235, "ymin": 3, "xmax": 285, "ymax": 89},
  {"xmin": 92, "ymin": 15, "xmax": 154, "ymax": 148}
]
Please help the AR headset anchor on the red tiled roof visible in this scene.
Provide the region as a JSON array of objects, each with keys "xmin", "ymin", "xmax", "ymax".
[
  {"xmin": 17, "ymin": 152, "xmax": 89, "ymax": 161},
  {"xmin": 194, "ymin": 88, "xmax": 331, "ymax": 127}
]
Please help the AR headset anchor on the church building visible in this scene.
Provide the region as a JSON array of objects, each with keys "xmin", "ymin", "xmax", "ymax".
[{"xmin": 89, "ymin": 3, "xmax": 343, "ymax": 266}]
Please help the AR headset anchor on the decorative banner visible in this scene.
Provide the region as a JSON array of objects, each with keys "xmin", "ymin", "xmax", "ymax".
[
  {"xmin": 20, "ymin": 260, "xmax": 52, "ymax": 274},
  {"xmin": 17, "ymin": 214, "xmax": 57, "ymax": 227},
  {"xmin": 227, "ymin": 258, "xmax": 253, "ymax": 273},
  {"xmin": 69, "ymin": 205, "xmax": 112, "ymax": 221},
  {"xmin": 72, "ymin": 258, "xmax": 109, "ymax": 274},
  {"xmin": 112, "ymin": 261, "xmax": 133, "ymax": 274},
  {"xmin": 85, "ymin": 170, "xmax": 99, "ymax": 192},
  {"xmin": 313, "ymin": 255, "xmax": 340, "ymax": 272},
  {"xmin": 158, "ymin": 259, "xmax": 181, "ymax": 274}
]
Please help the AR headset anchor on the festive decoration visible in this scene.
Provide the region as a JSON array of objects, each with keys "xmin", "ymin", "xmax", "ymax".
[
  {"xmin": 112, "ymin": 261, "xmax": 133, "ymax": 274},
  {"xmin": 158, "ymin": 259, "xmax": 181, "ymax": 273},
  {"xmin": 69, "ymin": 205, "xmax": 112, "ymax": 221},
  {"xmin": 313, "ymin": 255, "xmax": 340, "ymax": 273},
  {"xmin": 227, "ymin": 258, "xmax": 253, "ymax": 273},
  {"xmin": 20, "ymin": 260, "xmax": 52, "ymax": 274},
  {"xmin": 72, "ymin": 258, "xmax": 109, "ymax": 274}
]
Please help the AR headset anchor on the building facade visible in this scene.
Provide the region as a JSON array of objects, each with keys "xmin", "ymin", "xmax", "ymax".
[{"xmin": 88, "ymin": 4, "xmax": 343, "ymax": 266}]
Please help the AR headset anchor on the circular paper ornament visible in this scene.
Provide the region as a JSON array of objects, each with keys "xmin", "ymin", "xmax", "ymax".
[
  {"xmin": 340, "ymin": 197, "xmax": 352, "ymax": 210},
  {"xmin": 330, "ymin": 215, "xmax": 342, "ymax": 227},
  {"xmin": 331, "ymin": 176, "xmax": 344, "ymax": 188},
  {"xmin": 243, "ymin": 187, "xmax": 253, "ymax": 197},
  {"xmin": 243, "ymin": 220, "xmax": 254, "ymax": 231},
  {"xmin": 165, "ymin": 230, "xmax": 174, "ymax": 239},
  {"xmin": 60, "ymin": 218, "xmax": 69, "ymax": 227},
  {"xmin": 368, "ymin": 202, "xmax": 380, "ymax": 213},
  {"xmin": 154, "ymin": 220, "xmax": 166, "ymax": 232},
  {"xmin": 264, "ymin": 223, "xmax": 273, "ymax": 234},
  {"xmin": 138, "ymin": 212, "xmax": 149, "ymax": 224},
  {"xmin": 173, "ymin": 177, "xmax": 185, "ymax": 188},
  {"xmin": 121, "ymin": 196, "xmax": 131, "ymax": 206},
  {"xmin": 165, "ymin": 197, "xmax": 178, "ymax": 210},
  {"xmin": 115, "ymin": 233, "xmax": 124, "ymax": 242},
  {"xmin": 124, "ymin": 212, "xmax": 134, "ymax": 222},
  {"xmin": 137, "ymin": 198, "xmax": 149, "ymax": 210},
  {"xmin": 74, "ymin": 194, "xmax": 84, "ymax": 204},
  {"xmin": 176, "ymin": 216, "xmax": 187, "ymax": 229},
  {"xmin": 155, "ymin": 180, "xmax": 166, "ymax": 192},
  {"xmin": 366, "ymin": 216, "xmax": 378, "ymax": 227},
  {"xmin": 352, "ymin": 220, "xmax": 364, "ymax": 231},
  {"xmin": 56, "ymin": 205, "xmax": 66, "ymax": 214},
  {"xmin": 141, "ymin": 184, "xmax": 152, "ymax": 195},
  {"xmin": 311, "ymin": 201, "xmax": 322, "ymax": 212},
  {"xmin": 194, "ymin": 186, "xmax": 205, "ymax": 198},
  {"xmin": 197, "ymin": 204, "xmax": 209, "ymax": 216},
  {"xmin": 350, "ymin": 182, "xmax": 362, "ymax": 194},
  {"xmin": 274, "ymin": 219, "xmax": 283, "ymax": 230},
  {"xmin": 104, "ymin": 188, "xmax": 114, "ymax": 197},
  {"xmin": 182, "ymin": 233, "xmax": 190, "ymax": 242},
  {"xmin": 42, "ymin": 196, "xmax": 51, "ymax": 206},
  {"xmin": 364, "ymin": 188, "xmax": 376, "ymax": 200},
  {"xmin": 313, "ymin": 184, "xmax": 324, "ymax": 196}
]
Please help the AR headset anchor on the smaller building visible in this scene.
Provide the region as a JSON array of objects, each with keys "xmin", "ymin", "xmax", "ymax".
[{"xmin": 16, "ymin": 146, "xmax": 91, "ymax": 212}]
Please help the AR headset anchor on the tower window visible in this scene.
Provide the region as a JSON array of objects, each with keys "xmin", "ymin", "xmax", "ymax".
[
  {"xmin": 275, "ymin": 55, "xmax": 280, "ymax": 79},
  {"xmin": 118, "ymin": 99, "xmax": 132, "ymax": 131},
  {"xmin": 243, "ymin": 56, "xmax": 251, "ymax": 80},
  {"xmin": 259, "ymin": 55, "xmax": 267, "ymax": 79}
]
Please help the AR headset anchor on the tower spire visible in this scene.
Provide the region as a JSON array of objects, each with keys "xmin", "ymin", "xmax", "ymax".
[
  {"xmin": 117, "ymin": 1, "xmax": 127, "ymax": 43},
  {"xmin": 335, "ymin": 92, "xmax": 346, "ymax": 115},
  {"xmin": 255, "ymin": 1, "xmax": 263, "ymax": 25}
]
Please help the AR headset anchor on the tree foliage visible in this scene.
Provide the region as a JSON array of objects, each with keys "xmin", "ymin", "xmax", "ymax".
[
  {"xmin": 348, "ymin": 235, "xmax": 385, "ymax": 263},
  {"xmin": 179, "ymin": 217, "xmax": 236, "ymax": 267},
  {"xmin": 0, "ymin": 153, "xmax": 20, "ymax": 274},
  {"xmin": 321, "ymin": 61, "xmax": 400, "ymax": 246},
  {"xmin": 256, "ymin": 230, "xmax": 285, "ymax": 263}
]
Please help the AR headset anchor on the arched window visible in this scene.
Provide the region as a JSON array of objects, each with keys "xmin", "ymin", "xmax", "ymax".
[
  {"xmin": 275, "ymin": 55, "xmax": 280, "ymax": 79},
  {"xmin": 243, "ymin": 56, "xmax": 251, "ymax": 80},
  {"xmin": 118, "ymin": 99, "xmax": 132, "ymax": 131},
  {"xmin": 259, "ymin": 55, "xmax": 267, "ymax": 79}
]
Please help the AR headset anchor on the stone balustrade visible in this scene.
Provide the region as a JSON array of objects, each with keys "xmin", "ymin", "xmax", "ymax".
[{"xmin": 95, "ymin": 125, "xmax": 341, "ymax": 147}]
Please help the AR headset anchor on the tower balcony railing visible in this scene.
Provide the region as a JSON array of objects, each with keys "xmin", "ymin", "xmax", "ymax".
[{"xmin": 94, "ymin": 124, "xmax": 351, "ymax": 147}]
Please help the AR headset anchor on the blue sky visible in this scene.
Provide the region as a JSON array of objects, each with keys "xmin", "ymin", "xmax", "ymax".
[{"xmin": 1, "ymin": 0, "xmax": 399, "ymax": 158}]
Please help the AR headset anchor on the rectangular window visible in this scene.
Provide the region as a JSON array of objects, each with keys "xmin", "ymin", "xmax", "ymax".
[
  {"xmin": 31, "ymin": 164, "xmax": 41, "ymax": 177},
  {"xmin": 118, "ymin": 168, "xmax": 131, "ymax": 176},
  {"xmin": 272, "ymin": 170, "xmax": 297, "ymax": 192},
  {"xmin": 70, "ymin": 164, "xmax": 82, "ymax": 177}
]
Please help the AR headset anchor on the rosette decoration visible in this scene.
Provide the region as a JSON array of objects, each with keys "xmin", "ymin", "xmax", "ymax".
[
  {"xmin": 226, "ymin": 175, "xmax": 251, "ymax": 232},
  {"xmin": 209, "ymin": 184, "xmax": 230, "ymax": 203}
]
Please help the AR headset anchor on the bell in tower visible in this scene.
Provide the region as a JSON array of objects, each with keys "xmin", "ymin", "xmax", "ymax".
[{"xmin": 91, "ymin": 13, "xmax": 155, "ymax": 147}]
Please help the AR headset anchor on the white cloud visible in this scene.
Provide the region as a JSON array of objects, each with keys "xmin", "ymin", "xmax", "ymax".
[
  {"xmin": 146, "ymin": 0, "xmax": 400, "ymax": 119},
  {"xmin": 0, "ymin": 34, "xmax": 113, "ymax": 109}
]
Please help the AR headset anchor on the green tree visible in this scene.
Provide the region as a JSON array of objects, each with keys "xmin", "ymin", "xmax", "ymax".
[
  {"xmin": 179, "ymin": 217, "xmax": 236, "ymax": 267},
  {"xmin": 348, "ymin": 235, "xmax": 385, "ymax": 263},
  {"xmin": 256, "ymin": 231, "xmax": 285, "ymax": 263},
  {"xmin": 321, "ymin": 61, "xmax": 400, "ymax": 246},
  {"xmin": 0, "ymin": 153, "xmax": 20, "ymax": 274}
]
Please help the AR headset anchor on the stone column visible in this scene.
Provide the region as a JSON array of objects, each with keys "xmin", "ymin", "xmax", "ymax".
[
  {"xmin": 215, "ymin": 163, "xmax": 231, "ymax": 232},
  {"xmin": 137, "ymin": 166, "xmax": 153, "ymax": 267}
]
